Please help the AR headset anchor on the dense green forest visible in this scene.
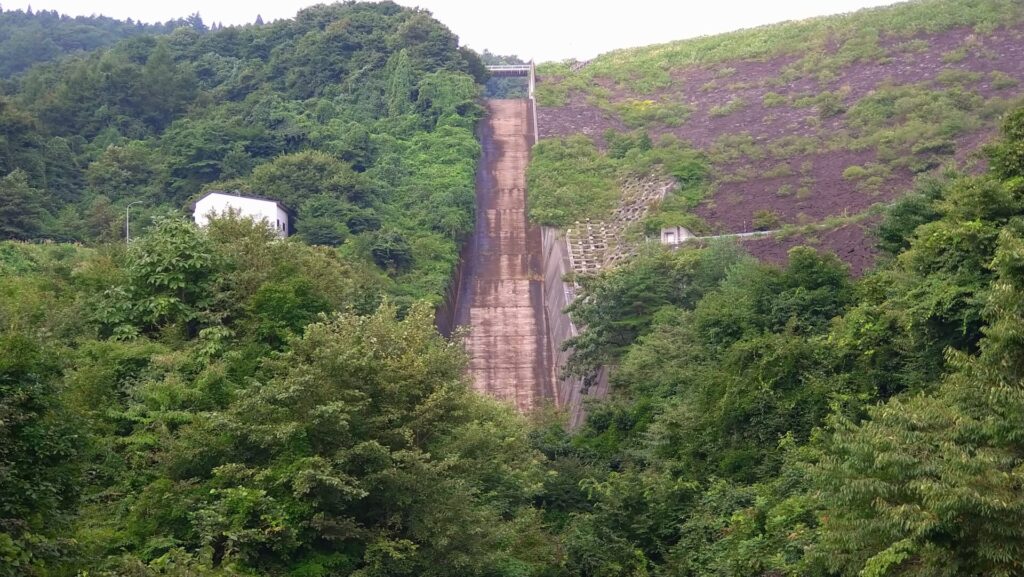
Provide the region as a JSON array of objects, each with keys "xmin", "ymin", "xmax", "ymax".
[
  {"xmin": 0, "ymin": 1, "xmax": 485, "ymax": 304},
  {"xmin": 5, "ymin": 1, "xmax": 1024, "ymax": 576},
  {"xmin": 8, "ymin": 109, "xmax": 1024, "ymax": 576},
  {"xmin": 0, "ymin": 7, "xmax": 190, "ymax": 78}
]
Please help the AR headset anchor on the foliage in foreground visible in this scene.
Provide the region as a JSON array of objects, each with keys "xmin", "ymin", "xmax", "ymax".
[
  {"xmin": 549, "ymin": 107, "xmax": 1024, "ymax": 577},
  {"xmin": 0, "ymin": 218, "xmax": 558, "ymax": 576}
]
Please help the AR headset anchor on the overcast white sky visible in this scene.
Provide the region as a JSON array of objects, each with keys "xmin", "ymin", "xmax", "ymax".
[{"xmin": 5, "ymin": 0, "xmax": 904, "ymax": 61}]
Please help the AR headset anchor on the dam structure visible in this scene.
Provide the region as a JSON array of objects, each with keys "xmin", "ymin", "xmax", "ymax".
[
  {"xmin": 451, "ymin": 63, "xmax": 598, "ymax": 422},
  {"xmin": 452, "ymin": 97, "xmax": 555, "ymax": 412}
]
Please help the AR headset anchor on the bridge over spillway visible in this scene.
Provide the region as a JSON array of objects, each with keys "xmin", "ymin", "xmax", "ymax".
[{"xmin": 484, "ymin": 64, "xmax": 539, "ymax": 144}]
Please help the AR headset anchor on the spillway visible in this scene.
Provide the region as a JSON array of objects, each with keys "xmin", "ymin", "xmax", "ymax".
[{"xmin": 452, "ymin": 99, "xmax": 555, "ymax": 411}]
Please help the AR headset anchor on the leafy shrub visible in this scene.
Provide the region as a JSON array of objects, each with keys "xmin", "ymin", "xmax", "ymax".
[
  {"xmin": 935, "ymin": 68, "xmax": 983, "ymax": 86},
  {"xmin": 764, "ymin": 163, "xmax": 795, "ymax": 178},
  {"xmin": 842, "ymin": 165, "xmax": 869, "ymax": 180},
  {"xmin": 762, "ymin": 92, "xmax": 787, "ymax": 108},
  {"xmin": 911, "ymin": 137, "xmax": 956, "ymax": 156},
  {"xmin": 990, "ymin": 70, "xmax": 1019, "ymax": 90},
  {"xmin": 613, "ymin": 99, "xmax": 692, "ymax": 128},
  {"xmin": 817, "ymin": 92, "xmax": 847, "ymax": 118},
  {"xmin": 752, "ymin": 209, "xmax": 781, "ymax": 230},
  {"xmin": 941, "ymin": 46, "xmax": 968, "ymax": 63}
]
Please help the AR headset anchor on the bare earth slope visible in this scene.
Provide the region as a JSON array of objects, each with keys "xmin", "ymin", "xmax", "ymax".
[
  {"xmin": 454, "ymin": 100, "xmax": 555, "ymax": 411},
  {"xmin": 536, "ymin": 0, "xmax": 1024, "ymax": 273}
]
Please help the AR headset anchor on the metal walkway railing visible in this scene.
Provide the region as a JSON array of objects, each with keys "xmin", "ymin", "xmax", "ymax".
[{"xmin": 485, "ymin": 64, "xmax": 533, "ymax": 76}]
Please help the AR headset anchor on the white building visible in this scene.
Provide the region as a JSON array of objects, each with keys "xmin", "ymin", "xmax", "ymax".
[
  {"xmin": 192, "ymin": 191, "xmax": 291, "ymax": 238},
  {"xmin": 660, "ymin": 226, "xmax": 694, "ymax": 246}
]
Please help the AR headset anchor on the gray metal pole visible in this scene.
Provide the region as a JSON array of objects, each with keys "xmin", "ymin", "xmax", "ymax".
[{"xmin": 126, "ymin": 201, "xmax": 143, "ymax": 243}]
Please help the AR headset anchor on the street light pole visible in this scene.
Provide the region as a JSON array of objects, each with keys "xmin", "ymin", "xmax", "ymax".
[{"xmin": 126, "ymin": 201, "xmax": 144, "ymax": 243}]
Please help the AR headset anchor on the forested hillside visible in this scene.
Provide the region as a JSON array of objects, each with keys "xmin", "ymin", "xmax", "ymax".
[
  {"xmin": 0, "ymin": 1, "xmax": 485, "ymax": 303},
  {"xmin": 9, "ymin": 99, "xmax": 1022, "ymax": 577},
  {"xmin": 534, "ymin": 0, "xmax": 1024, "ymax": 272},
  {"xmin": 0, "ymin": 7, "xmax": 189, "ymax": 78},
  {"xmin": 5, "ymin": 1, "xmax": 1024, "ymax": 576},
  {"xmin": 0, "ymin": 4, "xmax": 542, "ymax": 575}
]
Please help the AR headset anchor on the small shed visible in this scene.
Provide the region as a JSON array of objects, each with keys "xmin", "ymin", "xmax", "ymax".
[
  {"xmin": 660, "ymin": 226, "xmax": 694, "ymax": 245},
  {"xmin": 192, "ymin": 191, "xmax": 292, "ymax": 238}
]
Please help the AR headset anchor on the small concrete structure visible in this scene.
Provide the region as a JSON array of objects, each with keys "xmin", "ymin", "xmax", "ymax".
[
  {"xmin": 660, "ymin": 226, "xmax": 694, "ymax": 245},
  {"xmin": 193, "ymin": 191, "xmax": 291, "ymax": 237}
]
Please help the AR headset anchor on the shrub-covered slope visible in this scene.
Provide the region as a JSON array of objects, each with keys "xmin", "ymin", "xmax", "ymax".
[{"xmin": 535, "ymin": 0, "xmax": 1024, "ymax": 272}]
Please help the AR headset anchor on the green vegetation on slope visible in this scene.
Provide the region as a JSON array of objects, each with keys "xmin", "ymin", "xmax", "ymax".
[
  {"xmin": 0, "ymin": 1, "xmax": 485, "ymax": 305},
  {"xmin": 534, "ymin": 0, "xmax": 1024, "ymax": 237},
  {"xmin": 546, "ymin": 106, "xmax": 1024, "ymax": 577},
  {"xmin": 537, "ymin": 0, "xmax": 1022, "ymax": 105},
  {"xmin": 526, "ymin": 130, "xmax": 710, "ymax": 228}
]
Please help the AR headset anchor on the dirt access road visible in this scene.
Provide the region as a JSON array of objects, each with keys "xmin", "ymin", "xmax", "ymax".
[{"xmin": 453, "ymin": 99, "xmax": 555, "ymax": 412}]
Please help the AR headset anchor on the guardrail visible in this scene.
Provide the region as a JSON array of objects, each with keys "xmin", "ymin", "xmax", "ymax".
[
  {"xmin": 485, "ymin": 62, "xmax": 536, "ymax": 101},
  {"xmin": 485, "ymin": 65, "xmax": 533, "ymax": 73}
]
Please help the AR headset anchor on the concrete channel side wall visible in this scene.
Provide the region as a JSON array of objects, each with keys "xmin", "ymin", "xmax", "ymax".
[
  {"xmin": 527, "ymin": 92, "xmax": 608, "ymax": 428},
  {"xmin": 435, "ymin": 120, "xmax": 486, "ymax": 338},
  {"xmin": 434, "ymin": 254, "xmax": 463, "ymax": 338},
  {"xmin": 540, "ymin": 226, "xmax": 609, "ymax": 429}
]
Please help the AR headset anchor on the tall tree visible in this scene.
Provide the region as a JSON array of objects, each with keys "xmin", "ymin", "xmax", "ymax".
[{"xmin": 0, "ymin": 170, "xmax": 45, "ymax": 239}]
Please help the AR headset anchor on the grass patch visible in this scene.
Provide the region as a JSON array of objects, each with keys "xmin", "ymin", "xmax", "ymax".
[
  {"xmin": 935, "ymin": 68, "xmax": 983, "ymax": 86},
  {"xmin": 941, "ymin": 47, "xmax": 968, "ymax": 63},
  {"xmin": 612, "ymin": 99, "xmax": 693, "ymax": 128},
  {"xmin": 893, "ymin": 38, "xmax": 930, "ymax": 53},
  {"xmin": 764, "ymin": 163, "xmax": 795, "ymax": 178},
  {"xmin": 526, "ymin": 135, "xmax": 619, "ymax": 227},
  {"xmin": 845, "ymin": 83, "xmax": 985, "ymax": 159},
  {"xmin": 991, "ymin": 70, "xmax": 1019, "ymax": 90},
  {"xmin": 527, "ymin": 132, "xmax": 712, "ymax": 228},
  {"xmin": 752, "ymin": 209, "xmax": 782, "ymax": 230},
  {"xmin": 709, "ymin": 97, "xmax": 747, "ymax": 118},
  {"xmin": 842, "ymin": 163, "xmax": 893, "ymax": 191},
  {"xmin": 762, "ymin": 92, "xmax": 787, "ymax": 108}
]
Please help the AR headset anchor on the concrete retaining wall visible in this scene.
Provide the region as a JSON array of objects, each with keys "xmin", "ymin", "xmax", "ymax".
[{"xmin": 540, "ymin": 226, "xmax": 609, "ymax": 428}]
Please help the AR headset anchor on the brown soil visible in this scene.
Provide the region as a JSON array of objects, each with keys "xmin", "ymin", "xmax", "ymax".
[
  {"xmin": 740, "ymin": 220, "xmax": 879, "ymax": 276},
  {"xmin": 537, "ymin": 22, "xmax": 1024, "ymax": 271}
]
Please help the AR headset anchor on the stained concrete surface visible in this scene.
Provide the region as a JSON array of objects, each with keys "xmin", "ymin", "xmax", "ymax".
[{"xmin": 453, "ymin": 99, "xmax": 555, "ymax": 412}]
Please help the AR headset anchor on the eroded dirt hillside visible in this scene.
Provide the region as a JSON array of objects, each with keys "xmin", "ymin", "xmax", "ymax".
[{"xmin": 536, "ymin": 0, "xmax": 1024, "ymax": 272}]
